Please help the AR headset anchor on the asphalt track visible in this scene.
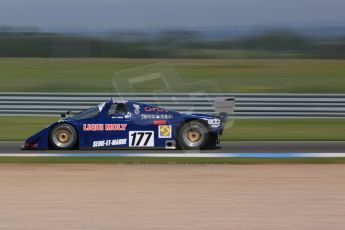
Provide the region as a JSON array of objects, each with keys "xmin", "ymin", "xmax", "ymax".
[{"xmin": 1, "ymin": 141, "xmax": 345, "ymax": 154}]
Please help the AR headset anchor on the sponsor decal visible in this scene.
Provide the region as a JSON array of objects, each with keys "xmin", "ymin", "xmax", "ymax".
[
  {"xmin": 111, "ymin": 138, "xmax": 127, "ymax": 146},
  {"xmin": 83, "ymin": 124, "xmax": 104, "ymax": 131},
  {"xmin": 93, "ymin": 138, "xmax": 127, "ymax": 148},
  {"xmin": 158, "ymin": 125, "xmax": 172, "ymax": 138},
  {"xmin": 25, "ymin": 143, "xmax": 38, "ymax": 148},
  {"xmin": 207, "ymin": 118, "xmax": 221, "ymax": 128},
  {"xmin": 129, "ymin": 131, "xmax": 154, "ymax": 147},
  {"xmin": 124, "ymin": 114, "xmax": 132, "ymax": 119},
  {"xmin": 133, "ymin": 104, "xmax": 140, "ymax": 114},
  {"xmin": 144, "ymin": 106, "xmax": 169, "ymax": 113},
  {"xmin": 141, "ymin": 114, "xmax": 173, "ymax": 120},
  {"xmin": 105, "ymin": 124, "xmax": 127, "ymax": 131},
  {"xmin": 83, "ymin": 124, "xmax": 127, "ymax": 131},
  {"xmin": 112, "ymin": 116, "xmax": 125, "ymax": 119},
  {"xmin": 153, "ymin": 120, "xmax": 167, "ymax": 125}
]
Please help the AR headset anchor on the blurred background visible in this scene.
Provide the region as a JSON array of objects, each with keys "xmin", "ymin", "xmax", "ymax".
[
  {"xmin": 0, "ymin": 0, "xmax": 345, "ymax": 141},
  {"xmin": 0, "ymin": 0, "xmax": 345, "ymax": 92},
  {"xmin": 1, "ymin": 3, "xmax": 345, "ymax": 228}
]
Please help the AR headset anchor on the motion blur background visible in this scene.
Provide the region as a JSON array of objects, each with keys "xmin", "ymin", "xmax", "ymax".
[
  {"xmin": 1, "ymin": 0, "xmax": 345, "ymax": 141},
  {"xmin": 1, "ymin": 3, "xmax": 345, "ymax": 229}
]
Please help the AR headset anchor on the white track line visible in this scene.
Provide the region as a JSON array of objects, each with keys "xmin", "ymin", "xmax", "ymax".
[{"xmin": 1, "ymin": 153, "xmax": 345, "ymax": 158}]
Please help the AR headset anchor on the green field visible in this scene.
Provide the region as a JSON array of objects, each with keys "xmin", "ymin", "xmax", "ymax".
[
  {"xmin": 1, "ymin": 58, "xmax": 345, "ymax": 93},
  {"xmin": 1, "ymin": 116, "xmax": 344, "ymax": 141}
]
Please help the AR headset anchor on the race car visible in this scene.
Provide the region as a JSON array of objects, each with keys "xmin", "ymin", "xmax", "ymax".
[{"xmin": 23, "ymin": 98, "xmax": 234, "ymax": 150}]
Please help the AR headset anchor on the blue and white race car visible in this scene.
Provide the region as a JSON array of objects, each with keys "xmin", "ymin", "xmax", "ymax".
[{"xmin": 24, "ymin": 98, "xmax": 234, "ymax": 150}]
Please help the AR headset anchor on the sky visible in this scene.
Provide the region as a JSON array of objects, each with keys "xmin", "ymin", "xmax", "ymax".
[{"xmin": 0, "ymin": 0, "xmax": 345, "ymax": 30}]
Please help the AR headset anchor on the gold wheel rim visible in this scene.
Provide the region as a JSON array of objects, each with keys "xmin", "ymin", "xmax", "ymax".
[
  {"xmin": 187, "ymin": 130, "xmax": 201, "ymax": 143},
  {"xmin": 56, "ymin": 130, "xmax": 70, "ymax": 144}
]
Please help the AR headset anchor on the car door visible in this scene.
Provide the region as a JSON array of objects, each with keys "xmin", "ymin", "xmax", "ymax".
[
  {"xmin": 126, "ymin": 102, "xmax": 155, "ymax": 148},
  {"xmin": 93, "ymin": 102, "xmax": 130, "ymax": 148}
]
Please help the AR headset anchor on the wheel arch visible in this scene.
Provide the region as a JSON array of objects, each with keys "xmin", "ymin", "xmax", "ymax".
[
  {"xmin": 48, "ymin": 122, "xmax": 79, "ymax": 149},
  {"xmin": 177, "ymin": 118, "xmax": 209, "ymax": 134},
  {"xmin": 175, "ymin": 118, "xmax": 212, "ymax": 150}
]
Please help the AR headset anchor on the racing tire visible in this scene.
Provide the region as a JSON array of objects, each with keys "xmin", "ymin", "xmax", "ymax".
[
  {"xmin": 49, "ymin": 124, "xmax": 78, "ymax": 150},
  {"xmin": 177, "ymin": 120, "xmax": 209, "ymax": 150}
]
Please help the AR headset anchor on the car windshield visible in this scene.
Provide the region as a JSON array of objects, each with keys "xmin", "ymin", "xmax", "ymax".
[{"xmin": 70, "ymin": 106, "xmax": 100, "ymax": 120}]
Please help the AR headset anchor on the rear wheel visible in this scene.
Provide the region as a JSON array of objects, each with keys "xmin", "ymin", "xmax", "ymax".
[
  {"xmin": 177, "ymin": 120, "xmax": 209, "ymax": 150},
  {"xmin": 50, "ymin": 124, "xmax": 77, "ymax": 150}
]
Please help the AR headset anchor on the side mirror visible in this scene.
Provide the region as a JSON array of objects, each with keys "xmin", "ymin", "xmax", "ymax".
[{"xmin": 61, "ymin": 111, "xmax": 71, "ymax": 118}]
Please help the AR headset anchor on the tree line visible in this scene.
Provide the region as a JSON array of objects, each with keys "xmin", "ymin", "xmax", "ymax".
[{"xmin": 0, "ymin": 29, "xmax": 344, "ymax": 59}]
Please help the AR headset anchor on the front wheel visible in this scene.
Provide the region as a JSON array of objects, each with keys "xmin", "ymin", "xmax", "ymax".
[
  {"xmin": 177, "ymin": 120, "xmax": 209, "ymax": 150},
  {"xmin": 50, "ymin": 124, "xmax": 77, "ymax": 150}
]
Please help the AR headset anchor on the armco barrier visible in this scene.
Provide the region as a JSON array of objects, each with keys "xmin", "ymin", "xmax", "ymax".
[{"xmin": 1, "ymin": 92, "xmax": 345, "ymax": 118}]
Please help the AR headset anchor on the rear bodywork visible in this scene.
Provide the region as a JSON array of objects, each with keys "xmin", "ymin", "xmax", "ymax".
[{"xmin": 24, "ymin": 99, "xmax": 234, "ymax": 150}]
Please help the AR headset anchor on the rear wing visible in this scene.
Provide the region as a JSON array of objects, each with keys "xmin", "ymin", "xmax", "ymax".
[{"xmin": 214, "ymin": 97, "xmax": 235, "ymax": 123}]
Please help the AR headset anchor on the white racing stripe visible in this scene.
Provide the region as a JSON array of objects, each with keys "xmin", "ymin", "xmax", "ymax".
[{"xmin": 1, "ymin": 153, "xmax": 345, "ymax": 158}]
